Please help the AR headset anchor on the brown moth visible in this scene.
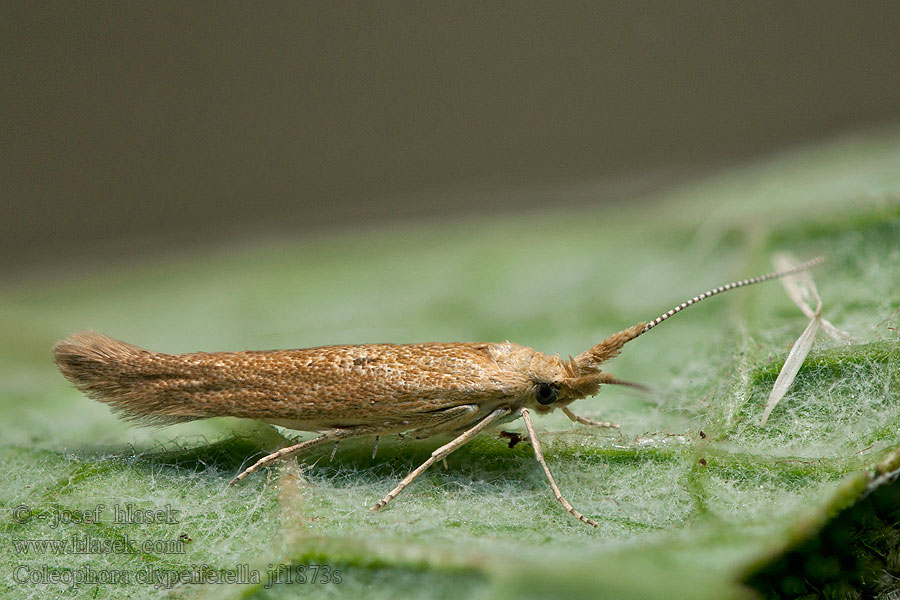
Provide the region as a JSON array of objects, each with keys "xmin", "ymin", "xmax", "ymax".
[{"xmin": 53, "ymin": 257, "xmax": 824, "ymax": 527}]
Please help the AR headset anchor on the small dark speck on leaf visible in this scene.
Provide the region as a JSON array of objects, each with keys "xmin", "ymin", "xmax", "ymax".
[
  {"xmin": 499, "ymin": 431, "xmax": 524, "ymax": 449},
  {"xmin": 699, "ymin": 458, "xmax": 708, "ymax": 466}
]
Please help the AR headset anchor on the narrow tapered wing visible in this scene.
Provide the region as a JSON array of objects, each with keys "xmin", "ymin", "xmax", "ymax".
[{"xmin": 53, "ymin": 333, "xmax": 533, "ymax": 428}]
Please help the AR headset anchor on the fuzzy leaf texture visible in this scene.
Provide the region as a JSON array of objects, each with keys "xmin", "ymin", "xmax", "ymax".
[{"xmin": 1, "ymin": 128, "xmax": 899, "ymax": 599}]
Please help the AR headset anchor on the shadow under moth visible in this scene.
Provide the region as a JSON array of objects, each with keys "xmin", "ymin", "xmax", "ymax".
[{"xmin": 53, "ymin": 257, "xmax": 823, "ymax": 527}]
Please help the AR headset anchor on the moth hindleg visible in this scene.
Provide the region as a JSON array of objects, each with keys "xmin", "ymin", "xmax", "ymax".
[
  {"xmin": 230, "ymin": 422, "xmax": 400, "ymax": 485},
  {"xmin": 231, "ymin": 406, "xmax": 487, "ymax": 485},
  {"xmin": 229, "ymin": 430, "xmax": 348, "ymax": 485}
]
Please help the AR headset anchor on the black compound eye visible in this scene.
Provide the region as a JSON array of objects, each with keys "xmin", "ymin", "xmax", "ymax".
[{"xmin": 535, "ymin": 382, "xmax": 558, "ymax": 405}]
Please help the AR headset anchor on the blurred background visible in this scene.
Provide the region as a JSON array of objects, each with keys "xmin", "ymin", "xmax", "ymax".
[{"xmin": 3, "ymin": 2, "xmax": 900, "ymax": 279}]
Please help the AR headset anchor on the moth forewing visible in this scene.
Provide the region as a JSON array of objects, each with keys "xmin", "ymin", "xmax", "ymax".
[
  {"xmin": 53, "ymin": 336, "xmax": 530, "ymax": 430},
  {"xmin": 53, "ymin": 256, "xmax": 825, "ymax": 528}
]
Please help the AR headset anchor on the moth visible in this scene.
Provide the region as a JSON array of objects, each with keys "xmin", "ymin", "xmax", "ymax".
[{"xmin": 53, "ymin": 257, "xmax": 823, "ymax": 527}]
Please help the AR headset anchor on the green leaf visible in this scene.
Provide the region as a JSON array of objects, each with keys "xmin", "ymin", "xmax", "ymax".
[{"xmin": 2, "ymin": 129, "xmax": 899, "ymax": 599}]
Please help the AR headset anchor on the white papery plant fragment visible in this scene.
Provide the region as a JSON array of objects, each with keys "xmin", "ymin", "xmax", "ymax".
[{"xmin": 759, "ymin": 253, "xmax": 854, "ymax": 426}]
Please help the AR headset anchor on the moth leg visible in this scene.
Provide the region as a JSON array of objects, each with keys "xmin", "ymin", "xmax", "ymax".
[
  {"xmin": 561, "ymin": 371, "xmax": 649, "ymax": 430},
  {"xmin": 520, "ymin": 408, "xmax": 598, "ymax": 528},
  {"xmin": 233, "ymin": 407, "xmax": 480, "ymax": 485},
  {"xmin": 409, "ymin": 404, "xmax": 479, "ymax": 439},
  {"xmin": 371, "ymin": 407, "xmax": 511, "ymax": 511},
  {"xmin": 230, "ymin": 429, "xmax": 350, "ymax": 485},
  {"xmin": 561, "ymin": 406, "xmax": 619, "ymax": 430},
  {"xmin": 232, "ymin": 408, "xmax": 485, "ymax": 486}
]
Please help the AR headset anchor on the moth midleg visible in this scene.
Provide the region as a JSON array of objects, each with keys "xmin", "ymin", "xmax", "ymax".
[
  {"xmin": 371, "ymin": 407, "xmax": 512, "ymax": 511},
  {"xmin": 561, "ymin": 406, "xmax": 619, "ymax": 430},
  {"xmin": 521, "ymin": 408, "xmax": 598, "ymax": 527},
  {"xmin": 411, "ymin": 405, "xmax": 481, "ymax": 471}
]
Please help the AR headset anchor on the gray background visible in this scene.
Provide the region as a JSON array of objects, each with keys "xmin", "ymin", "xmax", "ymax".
[{"xmin": 4, "ymin": 2, "xmax": 900, "ymax": 276}]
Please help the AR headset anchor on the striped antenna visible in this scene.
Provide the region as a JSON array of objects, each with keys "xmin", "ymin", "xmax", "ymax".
[{"xmin": 639, "ymin": 256, "xmax": 825, "ymax": 336}]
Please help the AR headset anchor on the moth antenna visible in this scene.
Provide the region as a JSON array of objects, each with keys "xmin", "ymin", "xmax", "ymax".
[
  {"xmin": 638, "ymin": 255, "xmax": 825, "ymax": 336},
  {"xmin": 575, "ymin": 256, "xmax": 825, "ymax": 369}
]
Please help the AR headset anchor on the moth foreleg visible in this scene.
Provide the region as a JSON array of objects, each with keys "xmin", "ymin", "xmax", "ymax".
[
  {"xmin": 521, "ymin": 408, "xmax": 598, "ymax": 528},
  {"xmin": 561, "ymin": 406, "xmax": 619, "ymax": 430},
  {"xmin": 371, "ymin": 406, "xmax": 511, "ymax": 511}
]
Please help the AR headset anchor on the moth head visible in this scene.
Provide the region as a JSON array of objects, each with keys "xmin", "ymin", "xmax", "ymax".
[
  {"xmin": 526, "ymin": 362, "xmax": 641, "ymax": 414},
  {"xmin": 524, "ymin": 324, "xmax": 652, "ymax": 414}
]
